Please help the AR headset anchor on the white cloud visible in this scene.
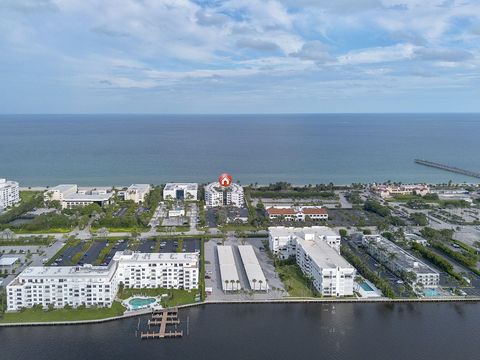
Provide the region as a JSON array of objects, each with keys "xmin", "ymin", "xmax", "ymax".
[{"xmin": 337, "ymin": 43, "xmax": 418, "ymax": 65}]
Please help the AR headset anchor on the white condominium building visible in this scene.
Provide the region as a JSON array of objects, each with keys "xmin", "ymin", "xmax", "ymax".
[
  {"xmin": 6, "ymin": 251, "xmax": 199, "ymax": 311},
  {"xmin": 124, "ymin": 184, "xmax": 151, "ymax": 203},
  {"xmin": 114, "ymin": 251, "xmax": 199, "ymax": 290},
  {"xmin": 6, "ymin": 264, "xmax": 118, "ymax": 311},
  {"xmin": 44, "ymin": 184, "xmax": 113, "ymax": 209},
  {"xmin": 205, "ymin": 182, "xmax": 244, "ymax": 208},
  {"xmin": 0, "ymin": 178, "xmax": 20, "ymax": 211},
  {"xmin": 163, "ymin": 183, "xmax": 198, "ymax": 201},
  {"xmin": 269, "ymin": 226, "xmax": 355, "ymax": 297},
  {"xmin": 362, "ymin": 235, "xmax": 439, "ymax": 288}
]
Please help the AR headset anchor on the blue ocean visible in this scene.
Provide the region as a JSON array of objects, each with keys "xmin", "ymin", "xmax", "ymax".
[{"xmin": 1, "ymin": 114, "xmax": 479, "ymax": 186}]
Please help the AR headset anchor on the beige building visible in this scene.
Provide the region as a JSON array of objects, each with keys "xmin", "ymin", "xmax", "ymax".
[{"xmin": 124, "ymin": 184, "xmax": 151, "ymax": 203}]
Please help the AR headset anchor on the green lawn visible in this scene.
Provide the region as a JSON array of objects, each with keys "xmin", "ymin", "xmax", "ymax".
[
  {"xmin": 0, "ymin": 302, "xmax": 126, "ymax": 323},
  {"xmin": 157, "ymin": 226, "xmax": 190, "ymax": 232},
  {"xmin": 91, "ymin": 227, "xmax": 149, "ymax": 233},
  {"xmin": 219, "ymin": 224, "xmax": 264, "ymax": 231},
  {"xmin": 276, "ymin": 264, "xmax": 316, "ymax": 298},
  {"xmin": 117, "ymin": 288, "xmax": 199, "ymax": 307},
  {"xmin": 19, "ymin": 191, "xmax": 42, "ymax": 202},
  {"xmin": 12, "ymin": 228, "xmax": 72, "ymax": 234}
]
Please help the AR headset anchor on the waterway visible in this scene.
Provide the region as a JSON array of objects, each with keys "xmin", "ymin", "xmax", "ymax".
[{"xmin": 1, "ymin": 303, "xmax": 479, "ymax": 360}]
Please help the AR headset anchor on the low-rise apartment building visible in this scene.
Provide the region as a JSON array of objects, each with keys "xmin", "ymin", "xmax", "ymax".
[
  {"xmin": 268, "ymin": 226, "xmax": 354, "ymax": 297},
  {"xmin": 44, "ymin": 184, "xmax": 113, "ymax": 209},
  {"xmin": 0, "ymin": 178, "xmax": 20, "ymax": 211},
  {"xmin": 205, "ymin": 182, "xmax": 244, "ymax": 207},
  {"xmin": 6, "ymin": 264, "xmax": 119, "ymax": 311},
  {"xmin": 114, "ymin": 251, "xmax": 199, "ymax": 290},
  {"xmin": 124, "ymin": 184, "xmax": 151, "ymax": 203},
  {"xmin": 266, "ymin": 206, "xmax": 328, "ymax": 221},
  {"xmin": 163, "ymin": 183, "xmax": 198, "ymax": 200},
  {"xmin": 6, "ymin": 251, "xmax": 199, "ymax": 311},
  {"xmin": 362, "ymin": 235, "xmax": 439, "ymax": 288}
]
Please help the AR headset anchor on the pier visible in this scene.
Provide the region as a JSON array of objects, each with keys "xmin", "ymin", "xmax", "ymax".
[
  {"xmin": 414, "ymin": 159, "xmax": 480, "ymax": 179},
  {"xmin": 140, "ymin": 308, "xmax": 183, "ymax": 340}
]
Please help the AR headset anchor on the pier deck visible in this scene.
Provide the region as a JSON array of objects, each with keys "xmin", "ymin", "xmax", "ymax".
[
  {"xmin": 414, "ymin": 159, "xmax": 480, "ymax": 179},
  {"xmin": 140, "ymin": 308, "xmax": 183, "ymax": 340}
]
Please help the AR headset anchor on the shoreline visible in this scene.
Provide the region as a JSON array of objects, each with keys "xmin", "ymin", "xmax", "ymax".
[
  {"xmin": 1, "ymin": 296, "xmax": 479, "ymax": 327},
  {"xmin": 18, "ymin": 182, "xmax": 480, "ymax": 190}
]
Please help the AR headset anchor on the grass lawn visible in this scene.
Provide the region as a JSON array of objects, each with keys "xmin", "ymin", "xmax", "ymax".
[
  {"xmin": 19, "ymin": 191, "xmax": 42, "ymax": 202},
  {"xmin": 0, "ymin": 302, "xmax": 126, "ymax": 323},
  {"xmin": 117, "ymin": 288, "xmax": 199, "ymax": 307},
  {"xmin": 0, "ymin": 237, "xmax": 53, "ymax": 246},
  {"xmin": 276, "ymin": 264, "xmax": 316, "ymax": 298},
  {"xmin": 12, "ymin": 228, "xmax": 72, "ymax": 234},
  {"xmin": 219, "ymin": 224, "xmax": 264, "ymax": 231},
  {"xmin": 157, "ymin": 226, "xmax": 190, "ymax": 232}
]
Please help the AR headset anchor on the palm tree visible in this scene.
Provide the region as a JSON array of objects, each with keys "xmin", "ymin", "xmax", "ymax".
[
  {"xmin": 252, "ymin": 278, "xmax": 257, "ymax": 291},
  {"xmin": 224, "ymin": 280, "xmax": 229, "ymax": 293},
  {"xmin": 230, "ymin": 280, "xmax": 235, "ymax": 291},
  {"xmin": 258, "ymin": 280, "xmax": 263, "ymax": 291},
  {"xmin": 235, "ymin": 280, "xmax": 240, "ymax": 292}
]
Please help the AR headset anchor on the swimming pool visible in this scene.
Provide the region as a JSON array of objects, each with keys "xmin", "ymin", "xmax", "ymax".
[
  {"xmin": 359, "ymin": 282, "xmax": 374, "ymax": 292},
  {"xmin": 423, "ymin": 288, "xmax": 441, "ymax": 297},
  {"xmin": 127, "ymin": 297, "xmax": 157, "ymax": 310}
]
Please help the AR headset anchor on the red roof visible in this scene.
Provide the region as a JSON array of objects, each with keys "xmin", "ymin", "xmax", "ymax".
[
  {"xmin": 302, "ymin": 207, "xmax": 328, "ymax": 215},
  {"xmin": 267, "ymin": 207, "xmax": 297, "ymax": 215}
]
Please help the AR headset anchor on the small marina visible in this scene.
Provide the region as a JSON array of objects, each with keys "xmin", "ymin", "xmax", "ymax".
[{"xmin": 140, "ymin": 308, "xmax": 184, "ymax": 340}]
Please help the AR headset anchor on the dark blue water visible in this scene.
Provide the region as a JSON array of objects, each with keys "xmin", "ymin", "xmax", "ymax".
[
  {"xmin": 1, "ymin": 114, "xmax": 479, "ymax": 185},
  {"xmin": 1, "ymin": 303, "xmax": 479, "ymax": 360}
]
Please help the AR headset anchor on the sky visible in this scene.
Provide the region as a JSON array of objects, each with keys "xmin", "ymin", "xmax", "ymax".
[{"xmin": 0, "ymin": 0, "xmax": 479, "ymax": 114}]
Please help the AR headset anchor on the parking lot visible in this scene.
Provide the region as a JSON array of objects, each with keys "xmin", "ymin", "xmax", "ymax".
[
  {"xmin": 137, "ymin": 239, "xmax": 157, "ymax": 253},
  {"xmin": 78, "ymin": 241, "xmax": 108, "ymax": 265},
  {"xmin": 50, "ymin": 237, "xmax": 203, "ymax": 268},
  {"xmin": 55, "ymin": 242, "xmax": 84, "ymax": 266},
  {"xmin": 203, "ymin": 235, "xmax": 285, "ymax": 301}
]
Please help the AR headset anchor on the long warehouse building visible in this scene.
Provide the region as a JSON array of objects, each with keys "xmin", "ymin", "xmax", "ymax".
[
  {"xmin": 216, "ymin": 245, "xmax": 241, "ymax": 292},
  {"xmin": 238, "ymin": 245, "xmax": 269, "ymax": 291}
]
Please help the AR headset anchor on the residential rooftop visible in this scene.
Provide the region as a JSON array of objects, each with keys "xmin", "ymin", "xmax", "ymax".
[
  {"xmin": 363, "ymin": 235, "xmax": 439, "ymax": 275},
  {"xmin": 164, "ymin": 183, "xmax": 198, "ymax": 191},
  {"xmin": 296, "ymin": 237, "xmax": 352, "ymax": 269}
]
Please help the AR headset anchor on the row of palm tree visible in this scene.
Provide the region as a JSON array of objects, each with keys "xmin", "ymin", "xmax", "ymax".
[{"xmin": 223, "ymin": 278, "xmax": 268, "ymax": 292}]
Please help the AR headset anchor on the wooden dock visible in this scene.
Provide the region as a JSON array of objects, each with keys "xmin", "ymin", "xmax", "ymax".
[
  {"xmin": 140, "ymin": 308, "xmax": 183, "ymax": 340},
  {"xmin": 414, "ymin": 159, "xmax": 480, "ymax": 179},
  {"xmin": 140, "ymin": 330, "xmax": 183, "ymax": 339},
  {"xmin": 148, "ymin": 319, "xmax": 180, "ymax": 326}
]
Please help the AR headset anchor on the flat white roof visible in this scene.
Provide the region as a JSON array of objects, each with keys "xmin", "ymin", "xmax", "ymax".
[
  {"xmin": 17, "ymin": 264, "xmax": 117, "ymax": 279},
  {"xmin": 164, "ymin": 183, "xmax": 198, "ymax": 191},
  {"xmin": 217, "ymin": 246, "xmax": 241, "ymax": 288},
  {"xmin": 127, "ymin": 184, "xmax": 151, "ymax": 192},
  {"xmin": 297, "ymin": 238, "xmax": 353, "ymax": 270},
  {"xmin": 49, "ymin": 184, "xmax": 77, "ymax": 192},
  {"xmin": 64, "ymin": 193, "xmax": 113, "ymax": 201},
  {"xmin": 0, "ymin": 179, "xmax": 18, "ymax": 188},
  {"xmin": 269, "ymin": 226, "xmax": 338, "ymax": 238},
  {"xmin": 0, "ymin": 257, "xmax": 19, "ymax": 266},
  {"xmin": 237, "ymin": 245, "xmax": 268, "ymax": 290},
  {"xmin": 113, "ymin": 251, "xmax": 199, "ymax": 264}
]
